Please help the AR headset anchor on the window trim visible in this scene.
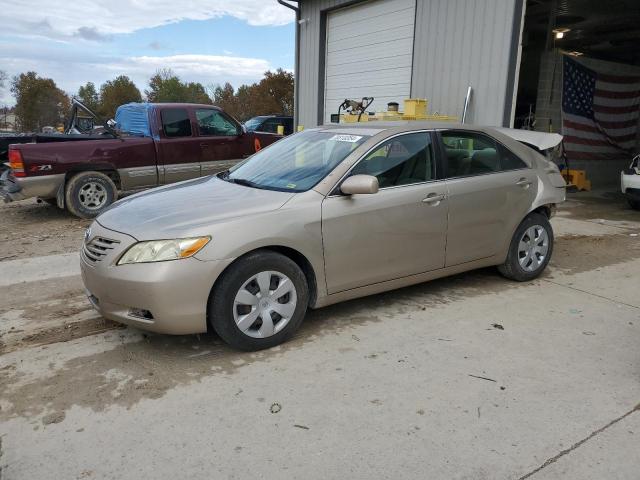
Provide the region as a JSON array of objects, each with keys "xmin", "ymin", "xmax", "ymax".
[
  {"xmin": 327, "ymin": 130, "xmax": 443, "ymax": 198},
  {"xmin": 160, "ymin": 107, "xmax": 193, "ymax": 139},
  {"xmin": 435, "ymin": 129, "xmax": 531, "ymax": 180},
  {"xmin": 194, "ymin": 108, "xmax": 241, "ymax": 137}
]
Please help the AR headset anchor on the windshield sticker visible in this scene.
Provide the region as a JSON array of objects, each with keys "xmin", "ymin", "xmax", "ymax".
[
  {"xmin": 329, "ymin": 134, "xmax": 363, "ymax": 143},
  {"xmin": 286, "ymin": 183, "xmax": 297, "ymax": 189}
]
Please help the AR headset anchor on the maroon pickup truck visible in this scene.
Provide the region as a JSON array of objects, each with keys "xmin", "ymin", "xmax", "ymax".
[{"xmin": 1, "ymin": 101, "xmax": 282, "ymax": 218}]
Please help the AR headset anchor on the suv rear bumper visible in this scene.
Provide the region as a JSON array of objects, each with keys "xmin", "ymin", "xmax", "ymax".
[{"xmin": 0, "ymin": 169, "xmax": 64, "ymax": 203}]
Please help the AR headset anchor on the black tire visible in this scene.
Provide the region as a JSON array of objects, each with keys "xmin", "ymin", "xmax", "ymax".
[
  {"xmin": 498, "ymin": 212, "xmax": 554, "ymax": 282},
  {"xmin": 209, "ymin": 251, "xmax": 309, "ymax": 351},
  {"xmin": 628, "ymin": 199, "xmax": 640, "ymax": 210},
  {"xmin": 65, "ymin": 171, "xmax": 117, "ymax": 219}
]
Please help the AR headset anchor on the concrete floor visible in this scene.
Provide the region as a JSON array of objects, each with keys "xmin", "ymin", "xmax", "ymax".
[{"xmin": 0, "ymin": 191, "xmax": 639, "ymax": 479}]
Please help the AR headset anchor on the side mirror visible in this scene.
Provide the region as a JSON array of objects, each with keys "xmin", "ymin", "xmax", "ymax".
[
  {"xmin": 340, "ymin": 175, "xmax": 379, "ymax": 195},
  {"xmin": 240, "ymin": 124, "xmax": 247, "ymax": 135}
]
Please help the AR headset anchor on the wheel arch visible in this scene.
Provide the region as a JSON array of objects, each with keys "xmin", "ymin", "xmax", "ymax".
[
  {"xmin": 65, "ymin": 165, "xmax": 121, "ymax": 189},
  {"xmin": 208, "ymin": 245, "xmax": 319, "ymax": 315}
]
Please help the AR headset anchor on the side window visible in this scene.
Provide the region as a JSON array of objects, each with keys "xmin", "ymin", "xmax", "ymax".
[
  {"xmin": 441, "ymin": 131, "xmax": 500, "ymax": 177},
  {"xmin": 196, "ymin": 109, "xmax": 239, "ymax": 136},
  {"xmin": 499, "ymin": 144, "xmax": 528, "ymax": 170},
  {"xmin": 260, "ymin": 118, "xmax": 281, "ymax": 134},
  {"xmin": 351, "ymin": 132, "xmax": 434, "ymax": 188},
  {"xmin": 161, "ymin": 108, "xmax": 192, "ymax": 138}
]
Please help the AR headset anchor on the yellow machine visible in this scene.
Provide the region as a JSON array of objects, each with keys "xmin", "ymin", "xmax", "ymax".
[
  {"xmin": 561, "ymin": 169, "xmax": 592, "ymax": 191},
  {"xmin": 337, "ymin": 98, "xmax": 458, "ymax": 123}
]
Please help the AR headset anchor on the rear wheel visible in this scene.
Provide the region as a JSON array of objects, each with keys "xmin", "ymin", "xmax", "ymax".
[
  {"xmin": 209, "ymin": 251, "xmax": 309, "ymax": 351},
  {"xmin": 498, "ymin": 212, "xmax": 554, "ymax": 282},
  {"xmin": 628, "ymin": 198, "xmax": 640, "ymax": 210},
  {"xmin": 65, "ymin": 171, "xmax": 117, "ymax": 219}
]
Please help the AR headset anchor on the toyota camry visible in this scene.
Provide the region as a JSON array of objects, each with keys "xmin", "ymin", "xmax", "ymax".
[{"xmin": 81, "ymin": 122, "xmax": 566, "ymax": 350}]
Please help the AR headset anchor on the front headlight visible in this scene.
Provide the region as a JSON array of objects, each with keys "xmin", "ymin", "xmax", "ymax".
[{"xmin": 117, "ymin": 237, "xmax": 210, "ymax": 265}]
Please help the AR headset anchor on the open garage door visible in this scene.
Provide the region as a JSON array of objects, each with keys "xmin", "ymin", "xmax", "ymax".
[
  {"xmin": 323, "ymin": 0, "xmax": 416, "ymax": 124},
  {"xmin": 514, "ymin": 0, "xmax": 640, "ymax": 187}
]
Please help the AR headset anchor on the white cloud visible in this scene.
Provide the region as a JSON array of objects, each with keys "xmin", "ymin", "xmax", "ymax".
[
  {"xmin": 0, "ymin": 51, "xmax": 275, "ymax": 105},
  {"xmin": 125, "ymin": 54, "xmax": 271, "ymax": 78},
  {"xmin": 2, "ymin": 0, "xmax": 294, "ymax": 41}
]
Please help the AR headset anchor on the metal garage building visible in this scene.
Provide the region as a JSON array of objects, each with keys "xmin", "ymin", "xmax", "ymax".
[{"xmin": 279, "ymin": 0, "xmax": 640, "ymax": 186}]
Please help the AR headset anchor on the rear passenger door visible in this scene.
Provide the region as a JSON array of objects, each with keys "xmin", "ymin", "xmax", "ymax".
[
  {"xmin": 156, "ymin": 107, "xmax": 202, "ymax": 184},
  {"xmin": 438, "ymin": 130, "xmax": 537, "ymax": 267}
]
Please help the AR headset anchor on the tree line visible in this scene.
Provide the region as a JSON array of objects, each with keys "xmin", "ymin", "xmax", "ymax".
[{"xmin": 1, "ymin": 68, "xmax": 293, "ymax": 133}]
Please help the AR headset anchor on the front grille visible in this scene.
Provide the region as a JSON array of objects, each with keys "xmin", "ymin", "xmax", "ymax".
[{"xmin": 83, "ymin": 236, "xmax": 120, "ymax": 263}]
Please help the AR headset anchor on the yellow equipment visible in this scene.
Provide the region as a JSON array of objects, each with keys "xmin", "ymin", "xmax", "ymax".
[
  {"xmin": 561, "ymin": 169, "xmax": 591, "ymax": 191},
  {"xmin": 337, "ymin": 98, "xmax": 457, "ymax": 123}
]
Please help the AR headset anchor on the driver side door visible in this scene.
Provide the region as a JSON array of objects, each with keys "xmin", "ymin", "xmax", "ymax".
[{"xmin": 321, "ymin": 132, "xmax": 448, "ymax": 294}]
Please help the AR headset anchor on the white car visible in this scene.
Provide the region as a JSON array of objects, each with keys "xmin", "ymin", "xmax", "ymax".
[{"xmin": 621, "ymin": 154, "xmax": 640, "ymax": 210}]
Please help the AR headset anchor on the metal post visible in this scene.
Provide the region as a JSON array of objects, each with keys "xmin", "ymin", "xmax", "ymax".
[{"xmin": 461, "ymin": 86, "xmax": 473, "ymax": 123}]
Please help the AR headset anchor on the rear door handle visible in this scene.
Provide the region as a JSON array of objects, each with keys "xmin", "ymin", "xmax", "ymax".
[
  {"xmin": 516, "ymin": 178, "xmax": 532, "ymax": 188},
  {"xmin": 200, "ymin": 143, "xmax": 209, "ymax": 148},
  {"xmin": 422, "ymin": 193, "xmax": 446, "ymax": 205}
]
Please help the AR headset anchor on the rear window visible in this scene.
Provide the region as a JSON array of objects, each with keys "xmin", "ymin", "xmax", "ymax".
[{"xmin": 161, "ymin": 108, "xmax": 192, "ymax": 138}]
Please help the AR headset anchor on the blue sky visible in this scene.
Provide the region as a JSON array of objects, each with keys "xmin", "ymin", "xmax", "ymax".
[{"xmin": 0, "ymin": 1, "xmax": 295, "ymax": 105}]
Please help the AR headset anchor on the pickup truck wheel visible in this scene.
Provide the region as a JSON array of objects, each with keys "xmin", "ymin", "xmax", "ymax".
[{"xmin": 65, "ymin": 171, "xmax": 117, "ymax": 219}]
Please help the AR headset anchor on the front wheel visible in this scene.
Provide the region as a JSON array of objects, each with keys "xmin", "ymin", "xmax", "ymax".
[
  {"xmin": 209, "ymin": 251, "xmax": 309, "ymax": 351},
  {"xmin": 498, "ymin": 212, "xmax": 554, "ymax": 282},
  {"xmin": 628, "ymin": 198, "xmax": 640, "ymax": 210},
  {"xmin": 65, "ymin": 171, "xmax": 117, "ymax": 219}
]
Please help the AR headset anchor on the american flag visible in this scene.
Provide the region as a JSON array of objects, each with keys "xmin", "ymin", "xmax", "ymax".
[{"xmin": 562, "ymin": 56, "xmax": 640, "ymax": 160}]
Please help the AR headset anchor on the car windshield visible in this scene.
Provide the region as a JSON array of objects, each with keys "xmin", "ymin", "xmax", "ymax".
[
  {"xmin": 224, "ymin": 130, "xmax": 370, "ymax": 192},
  {"xmin": 244, "ymin": 117, "xmax": 265, "ymax": 131}
]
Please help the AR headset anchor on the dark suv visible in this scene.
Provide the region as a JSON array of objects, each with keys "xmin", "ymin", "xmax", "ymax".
[{"xmin": 244, "ymin": 115, "xmax": 294, "ymax": 135}]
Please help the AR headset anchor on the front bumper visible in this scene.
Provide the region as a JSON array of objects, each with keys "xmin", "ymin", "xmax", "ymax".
[
  {"xmin": 80, "ymin": 221, "xmax": 234, "ymax": 335},
  {"xmin": 0, "ymin": 170, "xmax": 64, "ymax": 203}
]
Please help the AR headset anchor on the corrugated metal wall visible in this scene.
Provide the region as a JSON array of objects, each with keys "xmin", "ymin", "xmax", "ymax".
[
  {"xmin": 297, "ymin": 0, "xmax": 522, "ymax": 128},
  {"xmin": 411, "ymin": 0, "xmax": 520, "ymax": 126}
]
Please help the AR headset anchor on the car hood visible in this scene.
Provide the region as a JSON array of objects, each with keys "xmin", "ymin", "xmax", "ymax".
[{"xmin": 97, "ymin": 176, "xmax": 295, "ymax": 240}]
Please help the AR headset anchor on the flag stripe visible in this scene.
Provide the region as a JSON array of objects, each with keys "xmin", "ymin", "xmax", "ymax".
[
  {"xmin": 563, "ymin": 112, "xmax": 639, "ymax": 131},
  {"xmin": 594, "ymin": 96, "xmax": 640, "ymax": 107},
  {"xmin": 593, "ymin": 104, "xmax": 640, "ymax": 114},
  {"xmin": 563, "ymin": 122, "xmax": 637, "ymax": 143},
  {"xmin": 594, "ymin": 88, "xmax": 640, "ymax": 99},
  {"xmin": 597, "ymin": 73, "xmax": 640, "ymax": 84},
  {"xmin": 594, "ymin": 110, "xmax": 638, "ymax": 122},
  {"xmin": 595, "ymin": 118, "xmax": 640, "ymax": 129},
  {"xmin": 564, "ymin": 135, "xmax": 618, "ymax": 147},
  {"xmin": 563, "ymin": 150, "xmax": 620, "ymax": 160},
  {"xmin": 595, "ymin": 81, "xmax": 640, "ymax": 93}
]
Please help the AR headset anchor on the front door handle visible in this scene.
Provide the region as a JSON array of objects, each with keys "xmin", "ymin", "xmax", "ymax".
[
  {"xmin": 516, "ymin": 178, "xmax": 532, "ymax": 188},
  {"xmin": 422, "ymin": 193, "xmax": 446, "ymax": 205},
  {"xmin": 200, "ymin": 143, "xmax": 209, "ymax": 148}
]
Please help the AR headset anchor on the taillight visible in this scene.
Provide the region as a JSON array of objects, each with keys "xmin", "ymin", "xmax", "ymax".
[{"xmin": 8, "ymin": 149, "xmax": 25, "ymax": 177}]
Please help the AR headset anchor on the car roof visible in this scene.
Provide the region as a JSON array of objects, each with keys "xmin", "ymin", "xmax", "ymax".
[{"xmin": 313, "ymin": 122, "xmax": 563, "ymax": 150}]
